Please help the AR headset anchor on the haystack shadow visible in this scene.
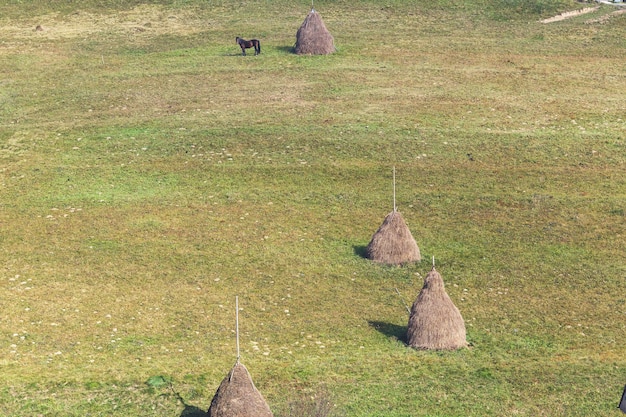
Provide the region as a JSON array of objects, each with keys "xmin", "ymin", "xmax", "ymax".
[
  {"xmin": 277, "ymin": 45, "xmax": 295, "ymax": 54},
  {"xmin": 353, "ymin": 245, "xmax": 368, "ymax": 259},
  {"xmin": 172, "ymin": 387, "xmax": 208, "ymax": 417},
  {"xmin": 178, "ymin": 404, "xmax": 208, "ymax": 417},
  {"xmin": 368, "ymin": 321, "xmax": 407, "ymax": 344}
]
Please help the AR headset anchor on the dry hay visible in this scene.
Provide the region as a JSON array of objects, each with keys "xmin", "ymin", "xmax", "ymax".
[
  {"xmin": 207, "ymin": 362, "xmax": 273, "ymax": 417},
  {"xmin": 366, "ymin": 210, "xmax": 421, "ymax": 266},
  {"xmin": 407, "ymin": 266, "xmax": 467, "ymax": 351},
  {"xmin": 295, "ymin": 9, "xmax": 335, "ymax": 55}
]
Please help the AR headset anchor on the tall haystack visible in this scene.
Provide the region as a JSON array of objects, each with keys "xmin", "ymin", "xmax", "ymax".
[
  {"xmin": 295, "ymin": 9, "xmax": 335, "ymax": 55},
  {"xmin": 366, "ymin": 210, "xmax": 421, "ymax": 265},
  {"xmin": 407, "ymin": 266, "xmax": 467, "ymax": 350},
  {"xmin": 208, "ymin": 297, "xmax": 273, "ymax": 417},
  {"xmin": 207, "ymin": 361, "xmax": 273, "ymax": 417}
]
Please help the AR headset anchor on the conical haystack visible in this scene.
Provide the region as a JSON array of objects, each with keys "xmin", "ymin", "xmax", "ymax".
[
  {"xmin": 407, "ymin": 266, "xmax": 467, "ymax": 350},
  {"xmin": 207, "ymin": 361, "xmax": 273, "ymax": 417},
  {"xmin": 295, "ymin": 9, "xmax": 335, "ymax": 55},
  {"xmin": 366, "ymin": 210, "xmax": 421, "ymax": 265}
]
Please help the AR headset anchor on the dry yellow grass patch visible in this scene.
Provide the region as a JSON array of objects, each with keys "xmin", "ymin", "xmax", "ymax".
[{"xmin": 0, "ymin": 4, "xmax": 208, "ymax": 41}]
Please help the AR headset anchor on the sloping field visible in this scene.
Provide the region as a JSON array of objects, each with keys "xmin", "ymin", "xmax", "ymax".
[{"xmin": 1, "ymin": 1, "xmax": 625, "ymax": 416}]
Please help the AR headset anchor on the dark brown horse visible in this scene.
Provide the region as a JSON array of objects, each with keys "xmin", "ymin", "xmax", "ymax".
[{"xmin": 236, "ymin": 37, "xmax": 261, "ymax": 56}]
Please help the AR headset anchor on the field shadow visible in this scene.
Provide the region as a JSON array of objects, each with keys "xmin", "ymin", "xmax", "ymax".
[
  {"xmin": 368, "ymin": 321, "xmax": 407, "ymax": 344},
  {"xmin": 224, "ymin": 52, "xmax": 259, "ymax": 57},
  {"xmin": 276, "ymin": 45, "xmax": 295, "ymax": 54},
  {"xmin": 178, "ymin": 404, "xmax": 208, "ymax": 417},
  {"xmin": 172, "ymin": 389, "xmax": 208, "ymax": 417},
  {"xmin": 222, "ymin": 46, "xmax": 295, "ymax": 56},
  {"xmin": 353, "ymin": 245, "xmax": 368, "ymax": 259}
]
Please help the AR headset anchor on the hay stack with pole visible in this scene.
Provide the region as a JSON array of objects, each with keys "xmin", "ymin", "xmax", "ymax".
[
  {"xmin": 207, "ymin": 362, "xmax": 273, "ymax": 417},
  {"xmin": 366, "ymin": 168, "xmax": 421, "ymax": 265},
  {"xmin": 294, "ymin": 8, "xmax": 335, "ymax": 55},
  {"xmin": 207, "ymin": 297, "xmax": 273, "ymax": 417},
  {"xmin": 407, "ymin": 260, "xmax": 467, "ymax": 350}
]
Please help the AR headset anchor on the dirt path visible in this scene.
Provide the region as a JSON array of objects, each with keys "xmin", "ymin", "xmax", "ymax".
[
  {"xmin": 540, "ymin": 6, "xmax": 600, "ymax": 23},
  {"xmin": 585, "ymin": 8, "xmax": 626, "ymax": 24},
  {"xmin": 541, "ymin": 2, "xmax": 626, "ymax": 24}
]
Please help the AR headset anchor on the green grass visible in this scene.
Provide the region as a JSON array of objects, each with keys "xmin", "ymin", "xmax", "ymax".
[{"xmin": 1, "ymin": 0, "xmax": 625, "ymax": 416}]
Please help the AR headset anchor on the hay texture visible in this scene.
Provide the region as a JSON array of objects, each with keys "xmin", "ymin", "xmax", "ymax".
[
  {"xmin": 295, "ymin": 9, "xmax": 335, "ymax": 55},
  {"xmin": 407, "ymin": 267, "xmax": 467, "ymax": 350},
  {"xmin": 207, "ymin": 362, "xmax": 273, "ymax": 417},
  {"xmin": 366, "ymin": 210, "xmax": 421, "ymax": 265}
]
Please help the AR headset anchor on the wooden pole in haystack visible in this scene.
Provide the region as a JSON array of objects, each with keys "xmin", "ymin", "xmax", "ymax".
[
  {"xmin": 393, "ymin": 166, "xmax": 397, "ymax": 212},
  {"xmin": 235, "ymin": 296, "xmax": 240, "ymax": 362},
  {"xmin": 365, "ymin": 167, "xmax": 421, "ymax": 265},
  {"xmin": 207, "ymin": 297, "xmax": 274, "ymax": 417}
]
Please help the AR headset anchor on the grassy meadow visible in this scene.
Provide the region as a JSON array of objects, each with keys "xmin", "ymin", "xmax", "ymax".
[{"xmin": 1, "ymin": 0, "xmax": 625, "ymax": 415}]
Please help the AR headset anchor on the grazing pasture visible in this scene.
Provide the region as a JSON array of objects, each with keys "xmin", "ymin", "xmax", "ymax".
[{"xmin": 0, "ymin": 0, "xmax": 625, "ymax": 416}]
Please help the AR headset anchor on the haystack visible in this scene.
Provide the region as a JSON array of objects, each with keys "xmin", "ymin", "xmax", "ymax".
[
  {"xmin": 207, "ymin": 361, "xmax": 273, "ymax": 417},
  {"xmin": 366, "ymin": 210, "xmax": 421, "ymax": 265},
  {"xmin": 295, "ymin": 9, "xmax": 335, "ymax": 55},
  {"xmin": 407, "ymin": 266, "xmax": 467, "ymax": 350}
]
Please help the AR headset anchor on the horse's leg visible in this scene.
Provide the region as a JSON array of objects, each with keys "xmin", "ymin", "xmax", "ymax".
[
  {"xmin": 255, "ymin": 41, "xmax": 260, "ymax": 55},
  {"xmin": 241, "ymin": 46, "xmax": 246, "ymax": 56}
]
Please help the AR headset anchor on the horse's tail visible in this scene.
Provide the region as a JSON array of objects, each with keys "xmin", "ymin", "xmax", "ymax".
[{"xmin": 257, "ymin": 40, "xmax": 261, "ymax": 54}]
